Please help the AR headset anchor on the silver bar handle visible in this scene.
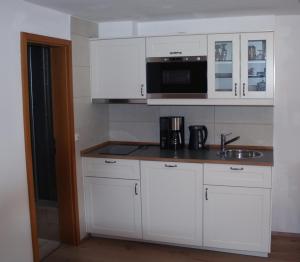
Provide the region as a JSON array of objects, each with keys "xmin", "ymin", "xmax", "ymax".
[
  {"xmin": 205, "ymin": 188, "xmax": 208, "ymax": 200},
  {"xmin": 164, "ymin": 164, "xmax": 178, "ymax": 168},
  {"xmin": 134, "ymin": 183, "xmax": 138, "ymax": 195},
  {"xmin": 230, "ymin": 167, "xmax": 244, "ymax": 171},
  {"xmin": 105, "ymin": 160, "xmax": 116, "ymax": 164}
]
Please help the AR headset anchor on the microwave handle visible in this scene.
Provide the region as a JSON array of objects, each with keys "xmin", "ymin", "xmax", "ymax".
[{"xmin": 140, "ymin": 84, "xmax": 145, "ymax": 97}]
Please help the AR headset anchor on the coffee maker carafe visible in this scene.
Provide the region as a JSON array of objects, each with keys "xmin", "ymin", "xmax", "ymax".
[
  {"xmin": 160, "ymin": 117, "xmax": 185, "ymax": 150},
  {"xmin": 188, "ymin": 125, "xmax": 208, "ymax": 150}
]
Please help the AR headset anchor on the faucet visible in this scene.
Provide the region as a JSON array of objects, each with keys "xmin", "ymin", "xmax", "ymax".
[{"xmin": 220, "ymin": 133, "xmax": 240, "ymax": 155}]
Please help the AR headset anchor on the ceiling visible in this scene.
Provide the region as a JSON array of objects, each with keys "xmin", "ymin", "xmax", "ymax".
[{"xmin": 25, "ymin": 0, "xmax": 300, "ymax": 22}]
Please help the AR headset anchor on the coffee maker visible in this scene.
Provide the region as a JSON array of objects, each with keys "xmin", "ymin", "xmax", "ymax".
[{"xmin": 160, "ymin": 117, "xmax": 185, "ymax": 150}]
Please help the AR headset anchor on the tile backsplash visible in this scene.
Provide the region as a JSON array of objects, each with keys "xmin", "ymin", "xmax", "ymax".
[{"xmin": 108, "ymin": 104, "xmax": 273, "ymax": 146}]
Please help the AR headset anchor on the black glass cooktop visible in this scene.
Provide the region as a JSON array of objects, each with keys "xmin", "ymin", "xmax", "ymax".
[{"xmin": 95, "ymin": 145, "xmax": 141, "ymax": 155}]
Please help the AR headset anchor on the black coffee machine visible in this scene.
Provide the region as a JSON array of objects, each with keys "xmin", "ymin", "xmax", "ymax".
[
  {"xmin": 188, "ymin": 125, "xmax": 208, "ymax": 150},
  {"xmin": 160, "ymin": 116, "xmax": 185, "ymax": 150}
]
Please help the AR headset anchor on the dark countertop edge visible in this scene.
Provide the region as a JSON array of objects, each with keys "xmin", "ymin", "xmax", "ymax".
[{"xmin": 81, "ymin": 141, "xmax": 273, "ymax": 167}]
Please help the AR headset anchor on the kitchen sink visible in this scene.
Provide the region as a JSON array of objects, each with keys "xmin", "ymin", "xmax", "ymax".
[{"xmin": 218, "ymin": 149, "xmax": 263, "ymax": 159}]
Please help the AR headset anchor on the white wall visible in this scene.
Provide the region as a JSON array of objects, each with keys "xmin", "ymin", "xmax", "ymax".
[
  {"xmin": 71, "ymin": 17, "xmax": 109, "ymax": 239},
  {"xmin": 273, "ymin": 15, "xmax": 300, "ymax": 234},
  {"xmin": 109, "ymin": 105, "xmax": 273, "ymax": 146},
  {"xmin": 0, "ymin": 1, "xmax": 70, "ymax": 262},
  {"xmin": 98, "ymin": 15, "xmax": 275, "ymax": 38}
]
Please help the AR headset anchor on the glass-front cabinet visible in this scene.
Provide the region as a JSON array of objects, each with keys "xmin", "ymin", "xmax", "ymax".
[
  {"xmin": 208, "ymin": 34, "xmax": 240, "ymax": 99},
  {"xmin": 241, "ymin": 32, "xmax": 274, "ymax": 99},
  {"xmin": 208, "ymin": 32, "xmax": 274, "ymax": 100}
]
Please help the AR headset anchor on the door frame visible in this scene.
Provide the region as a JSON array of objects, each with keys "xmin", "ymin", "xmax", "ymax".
[{"xmin": 21, "ymin": 32, "xmax": 80, "ymax": 262}]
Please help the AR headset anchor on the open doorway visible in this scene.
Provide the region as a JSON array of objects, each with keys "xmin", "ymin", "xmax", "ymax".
[{"xmin": 21, "ymin": 33, "xmax": 80, "ymax": 262}]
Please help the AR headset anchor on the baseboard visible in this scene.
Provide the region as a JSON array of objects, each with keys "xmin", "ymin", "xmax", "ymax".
[{"xmin": 272, "ymin": 231, "xmax": 300, "ymax": 238}]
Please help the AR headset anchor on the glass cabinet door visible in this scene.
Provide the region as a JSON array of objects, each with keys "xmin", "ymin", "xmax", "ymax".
[
  {"xmin": 208, "ymin": 34, "xmax": 240, "ymax": 99},
  {"xmin": 241, "ymin": 33, "xmax": 274, "ymax": 99}
]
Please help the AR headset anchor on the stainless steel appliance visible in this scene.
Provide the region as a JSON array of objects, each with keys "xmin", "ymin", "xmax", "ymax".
[
  {"xmin": 188, "ymin": 125, "xmax": 208, "ymax": 150},
  {"xmin": 160, "ymin": 116, "xmax": 185, "ymax": 150},
  {"xmin": 147, "ymin": 56, "xmax": 207, "ymax": 99}
]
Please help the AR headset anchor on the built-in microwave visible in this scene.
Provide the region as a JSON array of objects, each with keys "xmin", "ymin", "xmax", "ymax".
[{"xmin": 146, "ymin": 56, "xmax": 207, "ymax": 99}]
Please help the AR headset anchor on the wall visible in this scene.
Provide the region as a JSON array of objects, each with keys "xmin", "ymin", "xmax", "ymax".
[
  {"xmin": 109, "ymin": 105, "xmax": 273, "ymax": 146},
  {"xmin": 71, "ymin": 17, "xmax": 109, "ymax": 239},
  {"xmin": 0, "ymin": 1, "xmax": 70, "ymax": 262},
  {"xmin": 273, "ymin": 15, "xmax": 300, "ymax": 233},
  {"xmin": 98, "ymin": 15, "xmax": 275, "ymax": 38}
]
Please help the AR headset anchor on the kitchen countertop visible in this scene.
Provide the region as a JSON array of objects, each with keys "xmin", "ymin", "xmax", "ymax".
[{"xmin": 81, "ymin": 142, "xmax": 273, "ymax": 166}]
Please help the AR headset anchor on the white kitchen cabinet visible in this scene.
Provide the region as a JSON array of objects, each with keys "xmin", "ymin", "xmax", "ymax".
[
  {"xmin": 90, "ymin": 38, "xmax": 146, "ymax": 99},
  {"xmin": 141, "ymin": 161, "xmax": 203, "ymax": 246},
  {"xmin": 208, "ymin": 34, "xmax": 240, "ymax": 99},
  {"xmin": 84, "ymin": 177, "xmax": 142, "ymax": 239},
  {"xmin": 208, "ymin": 32, "xmax": 274, "ymax": 101},
  {"xmin": 203, "ymin": 186, "xmax": 271, "ymax": 253},
  {"xmin": 146, "ymin": 35, "xmax": 207, "ymax": 57},
  {"xmin": 241, "ymin": 32, "xmax": 274, "ymax": 99},
  {"xmin": 203, "ymin": 164, "xmax": 272, "ymax": 254}
]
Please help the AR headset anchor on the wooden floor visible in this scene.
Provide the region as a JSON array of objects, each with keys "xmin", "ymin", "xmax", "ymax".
[{"xmin": 44, "ymin": 235, "xmax": 300, "ymax": 262}]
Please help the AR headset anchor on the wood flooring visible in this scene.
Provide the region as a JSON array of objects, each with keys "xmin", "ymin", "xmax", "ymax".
[{"xmin": 44, "ymin": 235, "xmax": 300, "ymax": 262}]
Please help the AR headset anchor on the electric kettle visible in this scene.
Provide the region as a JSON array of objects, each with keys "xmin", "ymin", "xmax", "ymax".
[{"xmin": 188, "ymin": 125, "xmax": 208, "ymax": 150}]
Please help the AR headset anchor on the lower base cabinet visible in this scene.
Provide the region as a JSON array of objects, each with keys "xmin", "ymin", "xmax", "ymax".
[
  {"xmin": 203, "ymin": 185, "xmax": 271, "ymax": 253},
  {"xmin": 84, "ymin": 177, "xmax": 142, "ymax": 239},
  {"xmin": 140, "ymin": 161, "xmax": 203, "ymax": 246},
  {"xmin": 83, "ymin": 158, "xmax": 272, "ymax": 256}
]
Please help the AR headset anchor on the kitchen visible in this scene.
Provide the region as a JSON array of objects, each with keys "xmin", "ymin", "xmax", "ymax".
[{"xmin": 1, "ymin": 1, "xmax": 300, "ymax": 262}]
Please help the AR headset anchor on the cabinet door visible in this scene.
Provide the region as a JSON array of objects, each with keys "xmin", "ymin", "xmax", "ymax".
[
  {"xmin": 241, "ymin": 32, "xmax": 274, "ymax": 99},
  {"xmin": 84, "ymin": 177, "xmax": 142, "ymax": 239},
  {"xmin": 146, "ymin": 35, "xmax": 207, "ymax": 57},
  {"xmin": 90, "ymin": 38, "xmax": 146, "ymax": 99},
  {"xmin": 141, "ymin": 161, "xmax": 203, "ymax": 246},
  {"xmin": 203, "ymin": 186, "xmax": 271, "ymax": 253},
  {"xmin": 208, "ymin": 34, "xmax": 240, "ymax": 99}
]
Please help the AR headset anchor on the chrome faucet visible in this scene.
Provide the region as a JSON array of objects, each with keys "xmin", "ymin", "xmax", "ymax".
[{"xmin": 220, "ymin": 133, "xmax": 240, "ymax": 155}]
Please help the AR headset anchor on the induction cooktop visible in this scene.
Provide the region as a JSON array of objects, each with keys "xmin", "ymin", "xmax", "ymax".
[{"xmin": 95, "ymin": 144, "xmax": 141, "ymax": 155}]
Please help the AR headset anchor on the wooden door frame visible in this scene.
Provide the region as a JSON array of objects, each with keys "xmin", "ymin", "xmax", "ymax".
[{"xmin": 21, "ymin": 32, "xmax": 80, "ymax": 262}]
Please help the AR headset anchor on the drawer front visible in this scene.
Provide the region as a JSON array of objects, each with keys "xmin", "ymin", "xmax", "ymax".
[
  {"xmin": 146, "ymin": 35, "xmax": 207, "ymax": 57},
  {"xmin": 83, "ymin": 158, "xmax": 140, "ymax": 180},
  {"xmin": 204, "ymin": 164, "xmax": 272, "ymax": 188}
]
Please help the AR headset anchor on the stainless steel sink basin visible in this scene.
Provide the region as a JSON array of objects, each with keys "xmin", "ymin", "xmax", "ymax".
[{"xmin": 218, "ymin": 149, "xmax": 263, "ymax": 159}]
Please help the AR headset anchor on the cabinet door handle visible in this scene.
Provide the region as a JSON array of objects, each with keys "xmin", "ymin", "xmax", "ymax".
[
  {"xmin": 230, "ymin": 167, "xmax": 244, "ymax": 171},
  {"xmin": 205, "ymin": 188, "xmax": 208, "ymax": 200},
  {"xmin": 105, "ymin": 160, "xmax": 116, "ymax": 164},
  {"xmin": 164, "ymin": 164, "xmax": 178, "ymax": 168},
  {"xmin": 134, "ymin": 183, "xmax": 138, "ymax": 195},
  {"xmin": 140, "ymin": 84, "xmax": 144, "ymax": 97},
  {"xmin": 169, "ymin": 51, "xmax": 182, "ymax": 55},
  {"xmin": 243, "ymin": 83, "xmax": 246, "ymax": 96},
  {"xmin": 234, "ymin": 83, "xmax": 238, "ymax": 96}
]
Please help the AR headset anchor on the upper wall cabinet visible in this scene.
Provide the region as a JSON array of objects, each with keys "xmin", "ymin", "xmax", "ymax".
[
  {"xmin": 208, "ymin": 32, "xmax": 274, "ymax": 100},
  {"xmin": 146, "ymin": 35, "xmax": 207, "ymax": 57},
  {"xmin": 90, "ymin": 38, "xmax": 146, "ymax": 99}
]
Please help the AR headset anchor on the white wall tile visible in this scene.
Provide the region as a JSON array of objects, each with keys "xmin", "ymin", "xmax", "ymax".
[
  {"xmin": 215, "ymin": 106, "xmax": 273, "ymax": 124},
  {"xmin": 214, "ymin": 123, "xmax": 273, "ymax": 146},
  {"xmin": 73, "ymin": 66, "xmax": 91, "ymax": 98},
  {"xmin": 159, "ymin": 105, "xmax": 214, "ymax": 124},
  {"xmin": 109, "ymin": 122, "xmax": 159, "ymax": 142},
  {"xmin": 71, "ymin": 17, "xmax": 98, "ymax": 38},
  {"xmin": 109, "ymin": 104, "xmax": 160, "ymax": 122},
  {"xmin": 108, "ymin": 104, "xmax": 272, "ymax": 146},
  {"xmin": 72, "ymin": 34, "xmax": 90, "ymax": 67}
]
